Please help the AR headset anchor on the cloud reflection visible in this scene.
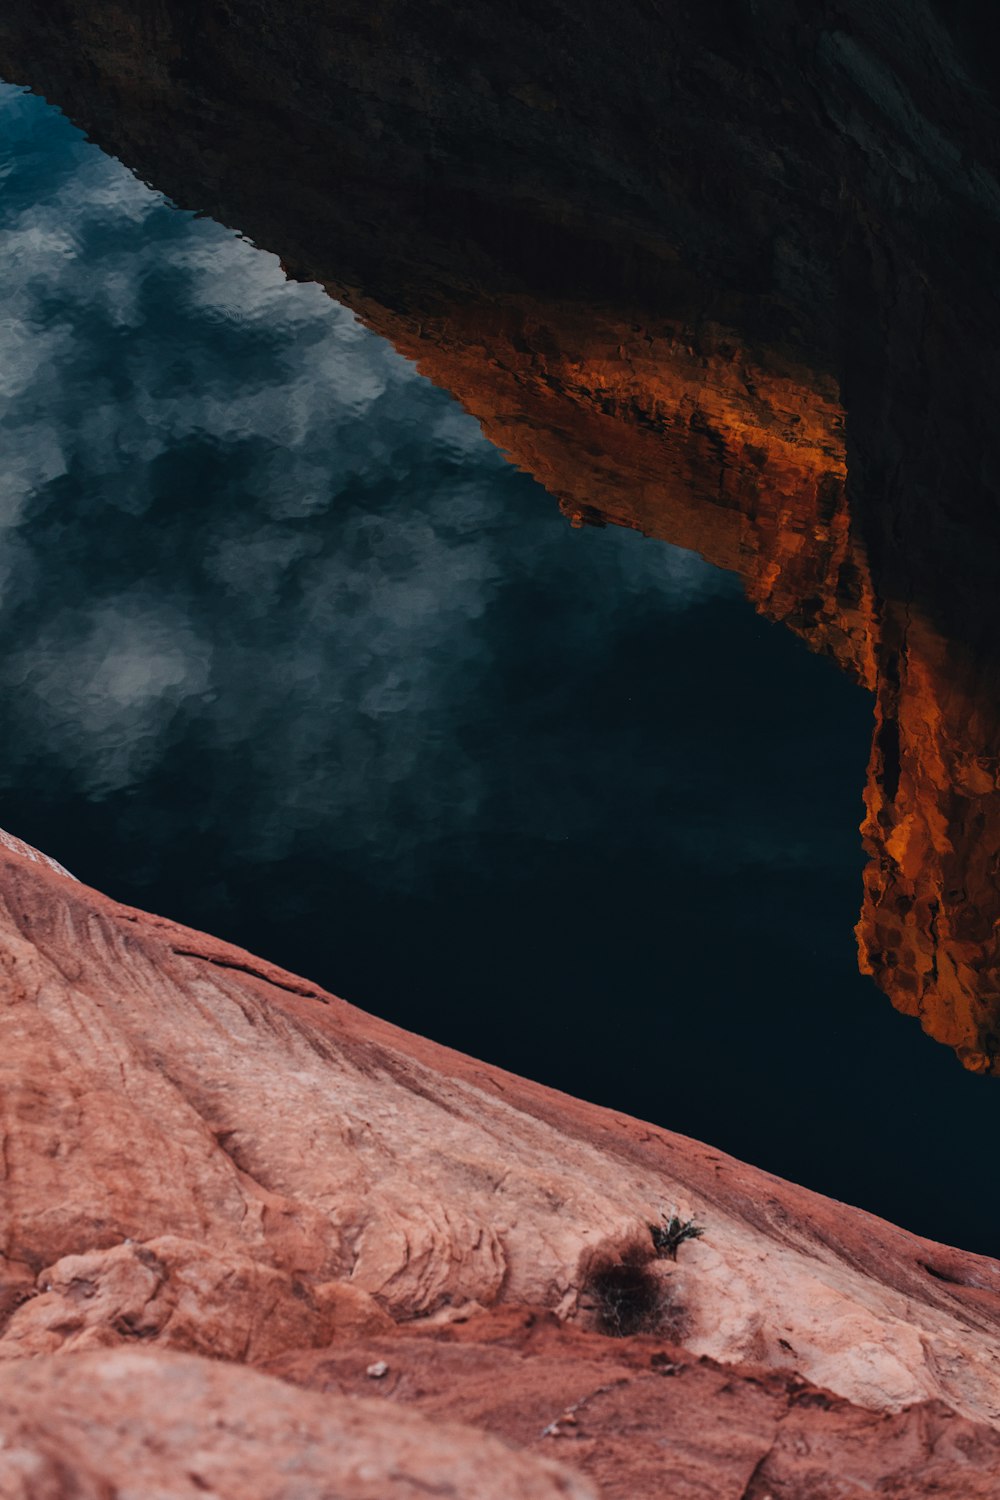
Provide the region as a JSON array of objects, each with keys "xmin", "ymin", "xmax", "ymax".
[{"xmin": 0, "ymin": 81, "xmax": 755, "ymax": 888}]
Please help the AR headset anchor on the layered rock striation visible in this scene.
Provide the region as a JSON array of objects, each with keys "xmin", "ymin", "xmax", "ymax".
[
  {"xmin": 0, "ymin": 1348, "xmax": 599, "ymax": 1500},
  {"xmin": 4, "ymin": 6, "xmax": 1000, "ymax": 1488},
  {"xmin": 3, "ymin": 833, "xmax": 1000, "ymax": 1494}
]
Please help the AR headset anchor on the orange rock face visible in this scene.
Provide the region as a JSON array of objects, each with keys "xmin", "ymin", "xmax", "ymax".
[
  {"xmin": 351, "ymin": 297, "xmax": 874, "ymax": 688},
  {"xmin": 856, "ymin": 613, "xmax": 1000, "ymax": 1072},
  {"xmin": 343, "ymin": 285, "xmax": 1000, "ymax": 1074},
  {"xmin": 3, "ymin": 834, "xmax": 1000, "ymax": 1495}
]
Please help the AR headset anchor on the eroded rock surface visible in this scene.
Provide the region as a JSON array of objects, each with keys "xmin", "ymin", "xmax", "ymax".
[
  {"xmin": 2, "ymin": 829, "xmax": 1000, "ymax": 1500},
  {"xmin": 269, "ymin": 1308, "xmax": 1000, "ymax": 1500},
  {"xmin": 3, "ymin": 4, "xmax": 1000, "ymax": 1488},
  {"xmin": 0, "ymin": 1347, "xmax": 597, "ymax": 1500},
  {"xmin": 5, "ymin": 1319, "xmax": 1000, "ymax": 1500}
]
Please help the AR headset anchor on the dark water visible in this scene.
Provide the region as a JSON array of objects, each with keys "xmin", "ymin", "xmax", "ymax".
[{"xmin": 2, "ymin": 82, "xmax": 996, "ymax": 1256}]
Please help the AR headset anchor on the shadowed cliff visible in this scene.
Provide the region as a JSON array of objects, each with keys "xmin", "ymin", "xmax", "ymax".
[{"xmin": 3, "ymin": 1, "xmax": 1000, "ymax": 1065}]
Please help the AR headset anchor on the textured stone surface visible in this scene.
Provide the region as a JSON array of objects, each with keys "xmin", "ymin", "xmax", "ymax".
[
  {"xmin": 4, "ymin": 1337, "xmax": 1000, "ymax": 1500},
  {"xmin": 0, "ymin": 1347, "xmax": 597, "ymax": 1500},
  {"xmin": 3, "ymin": 5, "xmax": 1000, "ymax": 1490},
  {"xmin": 3, "ymin": 833, "xmax": 1000, "ymax": 1433},
  {"xmin": 0, "ymin": 1236, "xmax": 391, "ymax": 1362},
  {"xmin": 269, "ymin": 1308, "xmax": 1000, "ymax": 1500},
  {"xmin": 2, "ymin": 834, "xmax": 1000, "ymax": 1493}
]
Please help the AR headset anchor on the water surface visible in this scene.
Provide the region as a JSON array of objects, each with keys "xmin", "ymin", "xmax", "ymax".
[{"xmin": 2, "ymin": 82, "xmax": 996, "ymax": 1255}]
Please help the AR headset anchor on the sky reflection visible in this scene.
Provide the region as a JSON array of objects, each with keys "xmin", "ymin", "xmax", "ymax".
[{"xmin": 4, "ymin": 81, "xmax": 997, "ymax": 1258}]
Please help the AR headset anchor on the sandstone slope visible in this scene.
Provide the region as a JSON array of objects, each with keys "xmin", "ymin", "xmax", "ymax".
[
  {"xmin": 3, "ymin": 832, "xmax": 1000, "ymax": 1495},
  {"xmin": 0, "ymin": 1347, "xmax": 596, "ymax": 1500}
]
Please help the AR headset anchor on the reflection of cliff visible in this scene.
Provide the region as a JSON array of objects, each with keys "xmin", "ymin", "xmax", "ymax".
[{"xmin": 3, "ymin": 2, "xmax": 1000, "ymax": 1067}]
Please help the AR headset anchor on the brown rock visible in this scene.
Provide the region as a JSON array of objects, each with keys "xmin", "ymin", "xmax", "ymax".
[
  {"xmin": 0, "ymin": 1347, "xmax": 597, "ymax": 1499},
  {"xmin": 1, "ymin": 8, "xmax": 1000, "ymax": 1489},
  {"xmin": 2, "ymin": 834, "xmax": 1000, "ymax": 1434},
  {"xmin": 268, "ymin": 1308, "xmax": 1000, "ymax": 1499},
  {"xmin": 0, "ymin": 1236, "xmax": 391, "ymax": 1361}
]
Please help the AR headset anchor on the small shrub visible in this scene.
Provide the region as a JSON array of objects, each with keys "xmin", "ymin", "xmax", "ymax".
[
  {"xmin": 649, "ymin": 1210, "xmax": 704, "ymax": 1262},
  {"xmin": 587, "ymin": 1249, "xmax": 664, "ymax": 1337}
]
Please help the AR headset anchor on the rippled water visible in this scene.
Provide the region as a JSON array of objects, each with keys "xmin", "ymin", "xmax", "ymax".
[{"xmin": 2, "ymin": 81, "xmax": 996, "ymax": 1254}]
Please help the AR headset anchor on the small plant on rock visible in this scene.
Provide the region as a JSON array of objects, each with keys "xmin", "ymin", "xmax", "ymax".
[
  {"xmin": 649, "ymin": 1209, "xmax": 704, "ymax": 1261},
  {"xmin": 586, "ymin": 1248, "xmax": 665, "ymax": 1337}
]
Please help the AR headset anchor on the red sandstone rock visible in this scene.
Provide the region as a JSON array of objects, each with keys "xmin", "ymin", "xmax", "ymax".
[
  {"xmin": 268, "ymin": 1308, "xmax": 1000, "ymax": 1500},
  {"xmin": 0, "ymin": 1347, "xmax": 597, "ymax": 1499},
  {"xmin": 0, "ymin": 1235, "xmax": 391, "ymax": 1361},
  {"xmin": 3, "ymin": 829, "xmax": 1000, "ymax": 1466},
  {"xmin": 338, "ymin": 299, "xmax": 1000, "ymax": 1078},
  {"xmin": 338, "ymin": 297, "xmax": 1000, "ymax": 1078},
  {"xmin": 1, "ymin": 7, "xmax": 1000, "ymax": 1488}
]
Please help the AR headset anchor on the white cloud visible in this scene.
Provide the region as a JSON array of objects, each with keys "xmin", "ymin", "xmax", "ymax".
[{"xmin": 10, "ymin": 598, "xmax": 212, "ymax": 791}]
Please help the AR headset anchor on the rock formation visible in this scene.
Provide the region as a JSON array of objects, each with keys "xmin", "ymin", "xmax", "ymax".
[
  {"xmin": 2, "ymin": 0, "xmax": 1000, "ymax": 1067},
  {"xmin": 3, "ymin": 832, "xmax": 1000, "ymax": 1495},
  {"xmin": 4, "ymin": 2, "xmax": 1000, "ymax": 1490},
  {"xmin": 0, "ymin": 1348, "xmax": 598, "ymax": 1500}
]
